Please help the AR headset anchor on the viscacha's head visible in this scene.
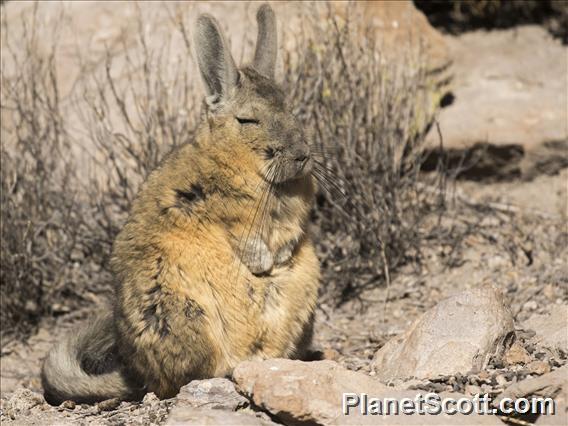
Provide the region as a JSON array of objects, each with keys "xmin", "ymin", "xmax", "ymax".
[{"xmin": 194, "ymin": 4, "xmax": 312, "ymax": 185}]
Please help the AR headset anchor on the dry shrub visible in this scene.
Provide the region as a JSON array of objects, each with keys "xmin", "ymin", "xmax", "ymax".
[
  {"xmin": 285, "ymin": 10, "xmax": 446, "ymax": 303},
  {"xmin": 0, "ymin": 6, "xmax": 87, "ymax": 341}
]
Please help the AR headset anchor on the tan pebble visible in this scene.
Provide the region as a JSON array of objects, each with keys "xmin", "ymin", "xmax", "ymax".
[
  {"xmin": 465, "ymin": 384, "xmax": 482, "ymax": 395},
  {"xmin": 542, "ymin": 284, "xmax": 556, "ymax": 300},
  {"xmin": 503, "ymin": 342, "xmax": 531, "ymax": 366},
  {"xmin": 60, "ymin": 400, "xmax": 76, "ymax": 410},
  {"xmin": 322, "ymin": 348, "xmax": 339, "ymax": 360},
  {"xmin": 97, "ymin": 398, "xmax": 120, "ymax": 412},
  {"xmin": 527, "ymin": 360, "xmax": 551, "ymax": 375},
  {"xmin": 495, "ymin": 375, "xmax": 508, "ymax": 386}
]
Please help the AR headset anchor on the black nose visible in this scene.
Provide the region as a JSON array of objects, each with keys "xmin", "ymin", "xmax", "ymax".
[{"xmin": 293, "ymin": 145, "xmax": 310, "ymax": 163}]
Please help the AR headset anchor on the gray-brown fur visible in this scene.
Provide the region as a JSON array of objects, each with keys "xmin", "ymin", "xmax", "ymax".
[
  {"xmin": 41, "ymin": 3, "xmax": 320, "ymax": 404},
  {"xmin": 41, "ymin": 313, "xmax": 143, "ymax": 404}
]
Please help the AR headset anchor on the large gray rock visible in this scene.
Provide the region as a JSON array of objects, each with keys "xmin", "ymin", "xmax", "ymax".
[
  {"xmin": 523, "ymin": 304, "xmax": 568, "ymax": 352},
  {"xmin": 372, "ymin": 285, "xmax": 514, "ymax": 381},
  {"xmin": 233, "ymin": 358, "xmax": 502, "ymax": 425}
]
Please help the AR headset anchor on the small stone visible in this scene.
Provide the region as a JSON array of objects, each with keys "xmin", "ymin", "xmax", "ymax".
[
  {"xmin": 523, "ymin": 301, "xmax": 538, "ymax": 311},
  {"xmin": 142, "ymin": 393, "xmax": 160, "ymax": 405},
  {"xmin": 495, "ymin": 375, "xmax": 508, "ymax": 386},
  {"xmin": 60, "ymin": 400, "xmax": 75, "ymax": 410},
  {"xmin": 175, "ymin": 378, "xmax": 247, "ymax": 411},
  {"xmin": 323, "ymin": 348, "xmax": 339, "ymax": 360},
  {"xmin": 24, "ymin": 300, "xmax": 38, "ymax": 313},
  {"xmin": 97, "ymin": 398, "xmax": 121, "ymax": 412},
  {"xmin": 478, "ymin": 371, "xmax": 490, "ymax": 380},
  {"xmin": 465, "ymin": 384, "xmax": 482, "ymax": 396},
  {"xmin": 503, "ymin": 342, "xmax": 532, "ymax": 366},
  {"xmin": 527, "ymin": 360, "xmax": 551, "ymax": 375},
  {"xmin": 543, "ymin": 284, "xmax": 556, "ymax": 300}
]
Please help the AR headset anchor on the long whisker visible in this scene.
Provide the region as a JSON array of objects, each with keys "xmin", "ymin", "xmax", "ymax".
[
  {"xmin": 249, "ymin": 164, "xmax": 275, "ymax": 267},
  {"xmin": 312, "ymin": 163, "xmax": 346, "ymax": 200},
  {"xmin": 251, "ymin": 170, "xmax": 276, "ymax": 267},
  {"xmin": 311, "ymin": 164, "xmax": 368, "ymax": 222},
  {"xmin": 312, "ymin": 158, "xmax": 340, "ymax": 176},
  {"xmin": 231, "ymin": 161, "xmax": 276, "ymax": 284}
]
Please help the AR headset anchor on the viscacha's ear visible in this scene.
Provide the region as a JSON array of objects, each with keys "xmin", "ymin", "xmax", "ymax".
[
  {"xmin": 253, "ymin": 3, "xmax": 277, "ymax": 79},
  {"xmin": 195, "ymin": 14, "xmax": 239, "ymax": 104}
]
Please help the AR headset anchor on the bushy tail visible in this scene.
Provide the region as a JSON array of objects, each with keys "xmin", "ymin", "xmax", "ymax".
[{"xmin": 41, "ymin": 312, "xmax": 140, "ymax": 405}]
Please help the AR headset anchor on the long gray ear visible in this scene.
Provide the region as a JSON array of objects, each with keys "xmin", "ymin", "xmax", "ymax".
[
  {"xmin": 253, "ymin": 4, "xmax": 277, "ymax": 79},
  {"xmin": 195, "ymin": 14, "xmax": 238, "ymax": 102}
]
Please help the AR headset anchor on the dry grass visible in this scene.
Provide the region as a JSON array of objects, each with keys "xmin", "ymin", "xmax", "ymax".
[{"xmin": 1, "ymin": 4, "xmax": 447, "ymax": 340}]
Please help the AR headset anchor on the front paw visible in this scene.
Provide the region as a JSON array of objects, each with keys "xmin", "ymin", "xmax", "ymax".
[
  {"xmin": 240, "ymin": 237, "xmax": 274, "ymax": 276},
  {"xmin": 274, "ymin": 242, "xmax": 294, "ymax": 266}
]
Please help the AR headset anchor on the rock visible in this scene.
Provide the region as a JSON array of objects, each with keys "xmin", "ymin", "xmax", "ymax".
[
  {"xmin": 503, "ymin": 342, "xmax": 532, "ymax": 366},
  {"xmin": 536, "ymin": 383, "xmax": 567, "ymax": 426},
  {"xmin": 523, "ymin": 305, "xmax": 568, "ymax": 352},
  {"xmin": 464, "ymin": 384, "xmax": 482, "ymax": 396},
  {"xmin": 59, "ymin": 400, "xmax": 76, "ymax": 410},
  {"xmin": 96, "ymin": 397, "xmax": 121, "ymax": 412},
  {"xmin": 495, "ymin": 375, "xmax": 508, "ymax": 387},
  {"xmin": 425, "ymin": 26, "xmax": 567, "ymax": 151},
  {"xmin": 323, "ymin": 348, "xmax": 340, "ymax": 361},
  {"xmin": 371, "ymin": 284, "xmax": 514, "ymax": 381},
  {"xmin": 524, "ymin": 301, "xmax": 539, "ymax": 312},
  {"xmin": 496, "ymin": 366, "xmax": 567, "ymax": 426},
  {"xmin": 233, "ymin": 358, "xmax": 502, "ymax": 425},
  {"xmin": 166, "ymin": 378, "xmax": 262, "ymax": 425},
  {"xmin": 234, "ymin": 358, "xmax": 387, "ymax": 425},
  {"xmin": 528, "ymin": 361, "xmax": 552, "ymax": 376},
  {"xmin": 167, "ymin": 407, "xmax": 268, "ymax": 425},
  {"xmin": 175, "ymin": 378, "xmax": 247, "ymax": 411}
]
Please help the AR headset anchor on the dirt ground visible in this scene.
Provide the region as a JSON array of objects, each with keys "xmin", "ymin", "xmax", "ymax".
[{"xmin": 1, "ymin": 167, "xmax": 566, "ymax": 424}]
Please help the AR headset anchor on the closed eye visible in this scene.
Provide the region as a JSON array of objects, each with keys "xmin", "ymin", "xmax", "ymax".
[{"xmin": 236, "ymin": 117, "xmax": 260, "ymax": 125}]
